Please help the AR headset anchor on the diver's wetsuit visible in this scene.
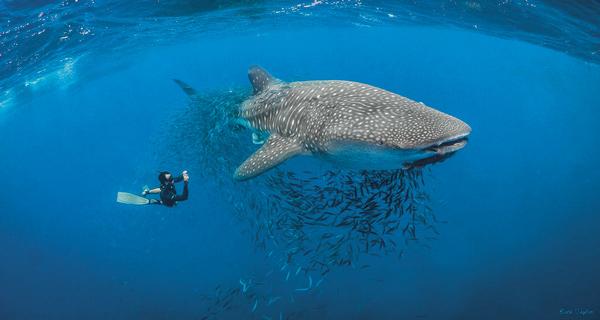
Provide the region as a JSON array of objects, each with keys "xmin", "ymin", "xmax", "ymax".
[{"xmin": 154, "ymin": 175, "xmax": 189, "ymax": 207}]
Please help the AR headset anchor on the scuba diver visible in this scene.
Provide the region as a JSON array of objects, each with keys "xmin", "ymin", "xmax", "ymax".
[
  {"xmin": 117, "ymin": 170, "xmax": 189, "ymax": 207},
  {"xmin": 143, "ymin": 170, "xmax": 189, "ymax": 207}
]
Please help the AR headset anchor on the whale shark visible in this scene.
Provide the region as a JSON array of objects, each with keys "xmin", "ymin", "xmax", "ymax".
[{"xmin": 175, "ymin": 66, "xmax": 471, "ymax": 181}]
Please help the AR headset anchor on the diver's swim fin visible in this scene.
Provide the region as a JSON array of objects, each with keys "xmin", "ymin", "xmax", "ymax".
[{"xmin": 117, "ymin": 192, "xmax": 150, "ymax": 205}]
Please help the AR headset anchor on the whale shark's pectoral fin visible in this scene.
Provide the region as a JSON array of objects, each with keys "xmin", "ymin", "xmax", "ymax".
[
  {"xmin": 248, "ymin": 66, "xmax": 280, "ymax": 95},
  {"xmin": 234, "ymin": 134, "xmax": 305, "ymax": 181}
]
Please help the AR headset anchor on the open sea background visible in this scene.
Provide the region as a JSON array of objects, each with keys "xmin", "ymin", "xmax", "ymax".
[{"xmin": 1, "ymin": 1, "xmax": 599, "ymax": 319}]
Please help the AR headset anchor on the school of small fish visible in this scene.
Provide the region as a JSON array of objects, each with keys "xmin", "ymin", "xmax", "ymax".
[{"xmin": 154, "ymin": 84, "xmax": 443, "ymax": 319}]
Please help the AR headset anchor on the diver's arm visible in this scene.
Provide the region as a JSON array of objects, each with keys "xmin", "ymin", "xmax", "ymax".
[
  {"xmin": 173, "ymin": 171, "xmax": 188, "ymax": 183},
  {"xmin": 172, "ymin": 172, "xmax": 189, "ymax": 202},
  {"xmin": 173, "ymin": 182, "xmax": 189, "ymax": 202}
]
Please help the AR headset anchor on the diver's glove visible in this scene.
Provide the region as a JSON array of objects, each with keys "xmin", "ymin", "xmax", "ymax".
[{"xmin": 142, "ymin": 189, "xmax": 149, "ymax": 197}]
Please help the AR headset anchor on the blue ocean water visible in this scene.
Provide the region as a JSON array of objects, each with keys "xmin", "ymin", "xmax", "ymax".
[{"xmin": 1, "ymin": 1, "xmax": 599, "ymax": 320}]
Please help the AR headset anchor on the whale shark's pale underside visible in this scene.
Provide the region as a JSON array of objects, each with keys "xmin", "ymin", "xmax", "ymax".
[{"xmin": 176, "ymin": 66, "xmax": 471, "ymax": 181}]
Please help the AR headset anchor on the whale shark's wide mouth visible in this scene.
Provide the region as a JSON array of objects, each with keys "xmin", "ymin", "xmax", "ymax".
[
  {"xmin": 402, "ymin": 136, "xmax": 469, "ymax": 169},
  {"xmin": 405, "ymin": 151, "xmax": 457, "ymax": 168},
  {"xmin": 420, "ymin": 136, "xmax": 469, "ymax": 154}
]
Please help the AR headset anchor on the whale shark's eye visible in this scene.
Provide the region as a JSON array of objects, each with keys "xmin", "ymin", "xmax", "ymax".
[{"xmin": 377, "ymin": 140, "xmax": 385, "ymax": 146}]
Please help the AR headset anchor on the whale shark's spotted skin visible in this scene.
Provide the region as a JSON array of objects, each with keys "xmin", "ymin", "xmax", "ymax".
[{"xmin": 230, "ymin": 66, "xmax": 471, "ymax": 181}]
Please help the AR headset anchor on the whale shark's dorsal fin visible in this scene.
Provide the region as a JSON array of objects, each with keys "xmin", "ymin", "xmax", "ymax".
[
  {"xmin": 248, "ymin": 66, "xmax": 279, "ymax": 95},
  {"xmin": 234, "ymin": 134, "xmax": 305, "ymax": 181}
]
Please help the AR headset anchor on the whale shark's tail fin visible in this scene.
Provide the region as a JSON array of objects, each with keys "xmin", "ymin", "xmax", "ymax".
[
  {"xmin": 117, "ymin": 192, "xmax": 150, "ymax": 205},
  {"xmin": 248, "ymin": 66, "xmax": 280, "ymax": 95},
  {"xmin": 173, "ymin": 79, "xmax": 199, "ymax": 97}
]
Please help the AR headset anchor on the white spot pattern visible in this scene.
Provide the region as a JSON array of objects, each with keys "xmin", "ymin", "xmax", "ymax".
[{"xmin": 234, "ymin": 67, "xmax": 471, "ymax": 180}]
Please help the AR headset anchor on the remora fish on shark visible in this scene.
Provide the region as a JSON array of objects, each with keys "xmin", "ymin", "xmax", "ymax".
[{"xmin": 174, "ymin": 66, "xmax": 471, "ymax": 181}]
